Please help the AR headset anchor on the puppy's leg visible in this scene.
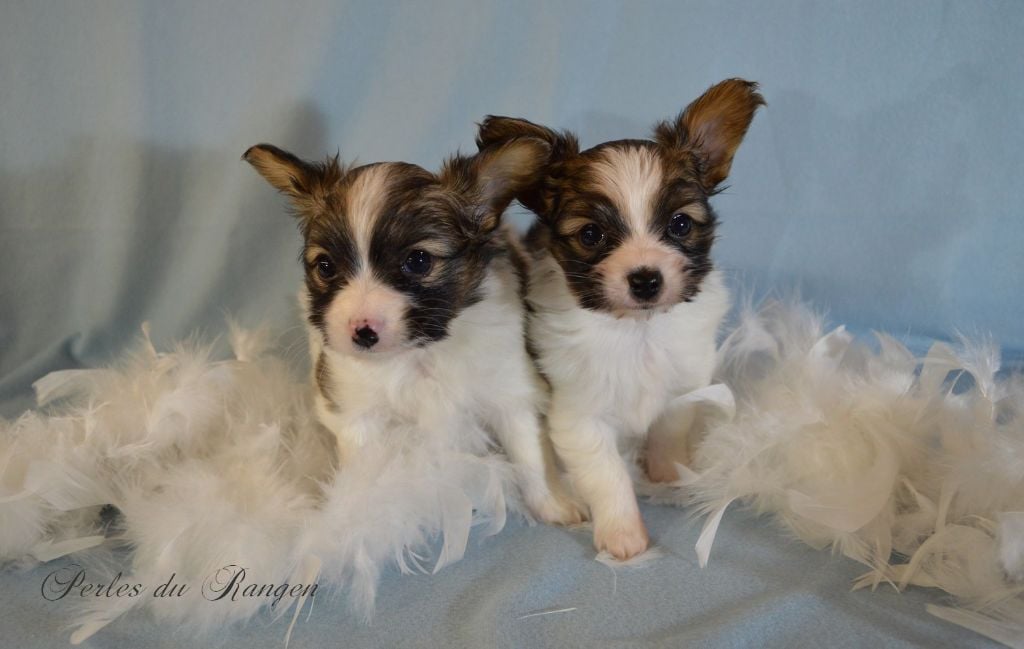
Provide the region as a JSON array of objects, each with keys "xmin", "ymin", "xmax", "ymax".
[
  {"xmin": 493, "ymin": 407, "xmax": 586, "ymax": 526},
  {"xmin": 644, "ymin": 406, "xmax": 696, "ymax": 483},
  {"xmin": 549, "ymin": 404, "xmax": 648, "ymax": 559}
]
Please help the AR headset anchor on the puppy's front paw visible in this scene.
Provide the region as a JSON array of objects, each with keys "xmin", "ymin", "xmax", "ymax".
[
  {"xmin": 594, "ymin": 515, "xmax": 649, "ymax": 560},
  {"xmin": 646, "ymin": 451, "xmax": 686, "ymax": 483},
  {"xmin": 528, "ymin": 490, "xmax": 587, "ymax": 526}
]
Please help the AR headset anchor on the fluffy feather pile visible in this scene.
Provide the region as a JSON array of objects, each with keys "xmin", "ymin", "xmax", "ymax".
[
  {"xmin": 670, "ymin": 300, "xmax": 1024, "ymax": 648},
  {"xmin": 1, "ymin": 301, "xmax": 1022, "ymax": 647},
  {"xmin": 0, "ymin": 323, "xmax": 518, "ymax": 644}
]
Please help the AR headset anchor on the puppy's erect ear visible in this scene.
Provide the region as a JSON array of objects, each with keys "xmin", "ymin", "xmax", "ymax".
[
  {"xmin": 476, "ymin": 116, "xmax": 579, "ymax": 162},
  {"xmin": 653, "ymin": 78, "xmax": 764, "ymax": 193},
  {"xmin": 442, "ymin": 138, "xmax": 551, "ymax": 235},
  {"xmin": 243, "ymin": 143, "xmax": 317, "ymax": 197},
  {"xmin": 243, "ymin": 143, "xmax": 344, "ymax": 218},
  {"xmin": 475, "ymin": 116, "xmax": 579, "ymax": 215}
]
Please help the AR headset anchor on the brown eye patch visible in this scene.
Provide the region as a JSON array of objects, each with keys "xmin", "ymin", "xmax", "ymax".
[
  {"xmin": 303, "ymin": 246, "xmax": 337, "ymax": 284},
  {"xmin": 528, "ymin": 198, "xmax": 622, "ymax": 311},
  {"xmin": 650, "ymin": 174, "xmax": 716, "ymax": 249},
  {"xmin": 369, "ymin": 203, "xmax": 463, "ymax": 284},
  {"xmin": 655, "ymin": 203, "xmax": 710, "ymax": 243},
  {"xmin": 555, "ymin": 194, "xmax": 628, "ymax": 247},
  {"xmin": 303, "ymin": 221, "xmax": 359, "ymax": 289},
  {"xmin": 652, "ymin": 179, "xmax": 710, "ymax": 227},
  {"xmin": 409, "ymin": 238, "xmax": 457, "ymax": 259},
  {"xmin": 557, "ymin": 216, "xmax": 598, "ymax": 238},
  {"xmin": 302, "ymin": 232, "xmax": 359, "ymax": 338},
  {"xmin": 395, "ymin": 240, "xmax": 453, "ymax": 286},
  {"xmin": 650, "ymin": 173, "xmax": 718, "ymax": 300}
]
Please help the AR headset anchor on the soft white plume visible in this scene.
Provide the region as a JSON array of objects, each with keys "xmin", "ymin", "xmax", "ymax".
[
  {"xmin": 678, "ymin": 299, "xmax": 1024, "ymax": 646},
  {"xmin": 0, "ymin": 324, "xmax": 517, "ymax": 643}
]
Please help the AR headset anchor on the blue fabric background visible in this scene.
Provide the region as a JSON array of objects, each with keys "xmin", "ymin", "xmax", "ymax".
[
  {"xmin": 0, "ymin": 1, "xmax": 1020, "ymax": 646},
  {"xmin": 0, "ymin": 506, "xmax": 997, "ymax": 648}
]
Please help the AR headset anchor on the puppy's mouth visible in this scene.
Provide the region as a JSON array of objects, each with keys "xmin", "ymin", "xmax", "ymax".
[
  {"xmin": 331, "ymin": 340, "xmax": 409, "ymax": 358},
  {"xmin": 595, "ymin": 261, "xmax": 689, "ymax": 317},
  {"xmin": 610, "ymin": 303, "xmax": 675, "ymax": 319}
]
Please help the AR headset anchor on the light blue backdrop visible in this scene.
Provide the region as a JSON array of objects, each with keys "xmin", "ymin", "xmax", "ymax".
[
  {"xmin": 2, "ymin": 0, "xmax": 1022, "ymax": 402},
  {"xmin": 0, "ymin": 4, "xmax": 1020, "ymax": 647}
]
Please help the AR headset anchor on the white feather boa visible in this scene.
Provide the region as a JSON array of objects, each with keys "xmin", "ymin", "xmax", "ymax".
[
  {"xmin": 1, "ymin": 302, "xmax": 1022, "ymax": 646},
  {"xmin": 652, "ymin": 300, "xmax": 1024, "ymax": 648},
  {"xmin": 0, "ymin": 323, "xmax": 518, "ymax": 644}
]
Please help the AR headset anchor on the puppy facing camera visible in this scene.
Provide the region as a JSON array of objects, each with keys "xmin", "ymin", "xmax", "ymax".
[
  {"xmin": 244, "ymin": 139, "xmax": 582, "ymax": 526},
  {"xmin": 478, "ymin": 78, "xmax": 763, "ymax": 559}
]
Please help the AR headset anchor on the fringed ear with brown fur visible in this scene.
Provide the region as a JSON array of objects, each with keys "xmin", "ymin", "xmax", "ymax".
[
  {"xmin": 243, "ymin": 144, "xmax": 316, "ymax": 197},
  {"xmin": 653, "ymin": 78, "xmax": 764, "ymax": 193},
  {"xmin": 242, "ymin": 143, "xmax": 344, "ymax": 218},
  {"xmin": 475, "ymin": 116, "xmax": 579, "ymax": 215},
  {"xmin": 476, "ymin": 116, "xmax": 579, "ymax": 162},
  {"xmin": 442, "ymin": 138, "xmax": 551, "ymax": 235}
]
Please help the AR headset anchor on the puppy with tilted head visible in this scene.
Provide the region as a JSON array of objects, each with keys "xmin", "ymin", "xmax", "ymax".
[
  {"xmin": 243, "ymin": 140, "xmax": 582, "ymax": 525},
  {"xmin": 477, "ymin": 79, "xmax": 764, "ymax": 558}
]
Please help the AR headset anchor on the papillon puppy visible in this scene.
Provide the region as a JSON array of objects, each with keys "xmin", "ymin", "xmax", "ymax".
[
  {"xmin": 476, "ymin": 79, "xmax": 764, "ymax": 558},
  {"xmin": 243, "ymin": 140, "xmax": 582, "ymax": 525}
]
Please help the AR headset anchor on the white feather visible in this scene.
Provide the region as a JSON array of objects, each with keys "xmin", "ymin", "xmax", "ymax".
[{"xmin": 686, "ymin": 298, "xmax": 1024, "ymax": 643}]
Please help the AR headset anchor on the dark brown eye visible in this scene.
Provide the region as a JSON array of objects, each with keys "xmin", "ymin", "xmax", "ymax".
[
  {"xmin": 668, "ymin": 213, "xmax": 692, "ymax": 239},
  {"xmin": 577, "ymin": 223, "xmax": 605, "ymax": 249},
  {"xmin": 315, "ymin": 255, "xmax": 335, "ymax": 280},
  {"xmin": 402, "ymin": 249, "xmax": 433, "ymax": 276}
]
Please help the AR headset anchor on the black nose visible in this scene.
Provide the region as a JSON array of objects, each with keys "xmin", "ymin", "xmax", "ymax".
[
  {"xmin": 627, "ymin": 268, "xmax": 663, "ymax": 301},
  {"xmin": 353, "ymin": 326, "xmax": 379, "ymax": 349}
]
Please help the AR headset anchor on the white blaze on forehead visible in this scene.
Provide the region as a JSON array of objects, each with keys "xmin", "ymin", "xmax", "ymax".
[
  {"xmin": 590, "ymin": 147, "xmax": 663, "ymax": 233},
  {"xmin": 331, "ymin": 164, "xmax": 413, "ymax": 353},
  {"xmin": 345, "ymin": 164, "xmax": 394, "ymax": 268}
]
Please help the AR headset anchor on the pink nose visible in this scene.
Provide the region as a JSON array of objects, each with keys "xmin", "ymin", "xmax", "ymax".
[{"xmin": 349, "ymin": 318, "xmax": 384, "ymax": 349}]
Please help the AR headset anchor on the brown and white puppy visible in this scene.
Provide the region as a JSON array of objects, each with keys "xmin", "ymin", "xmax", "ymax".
[
  {"xmin": 243, "ymin": 141, "xmax": 581, "ymax": 525},
  {"xmin": 477, "ymin": 79, "xmax": 763, "ymax": 558}
]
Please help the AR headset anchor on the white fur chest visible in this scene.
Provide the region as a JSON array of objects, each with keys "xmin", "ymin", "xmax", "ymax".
[
  {"xmin": 328, "ymin": 343, "xmax": 471, "ymax": 434},
  {"xmin": 528, "ymin": 256, "xmax": 729, "ymax": 437}
]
